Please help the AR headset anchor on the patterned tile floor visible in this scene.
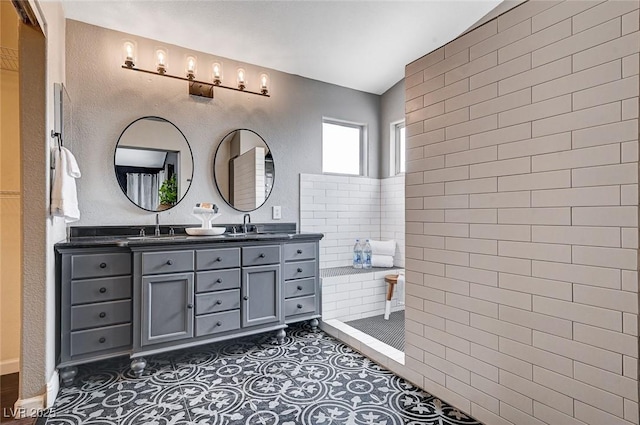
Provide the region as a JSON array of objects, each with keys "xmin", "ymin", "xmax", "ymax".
[{"xmin": 39, "ymin": 324, "xmax": 482, "ymax": 425}]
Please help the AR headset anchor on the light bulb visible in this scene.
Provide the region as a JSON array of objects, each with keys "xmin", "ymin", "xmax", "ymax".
[
  {"xmin": 259, "ymin": 73, "xmax": 269, "ymax": 95},
  {"xmin": 212, "ymin": 62, "xmax": 222, "ymax": 84},
  {"xmin": 186, "ymin": 56, "xmax": 197, "ymax": 79},
  {"xmin": 156, "ymin": 48, "xmax": 167, "ymax": 74},
  {"xmin": 237, "ymin": 67, "xmax": 246, "ymax": 90},
  {"xmin": 123, "ymin": 41, "xmax": 135, "ymax": 67}
]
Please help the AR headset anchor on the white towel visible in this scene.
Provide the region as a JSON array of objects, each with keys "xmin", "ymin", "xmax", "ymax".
[
  {"xmin": 396, "ymin": 271, "xmax": 405, "ymax": 306},
  {"xmin": 50, "ymin": 147, "xmax": 81, "ymax": 223},
  {"xmin": 372, "ymin": 254, "xmax": 394, "ymax": 268},
  {"xmin": 369, "ymin": 239, "xmax": 396, "ymax": 256}
]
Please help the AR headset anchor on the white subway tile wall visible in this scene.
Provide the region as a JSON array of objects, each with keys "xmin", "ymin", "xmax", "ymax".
[
  {"xmin": 300, "ymin": 173, "xmax": 405, "ymax": 269},
  {"xmin": 405, "ymin": 1, "xmax": 639, "ymax": 424}
]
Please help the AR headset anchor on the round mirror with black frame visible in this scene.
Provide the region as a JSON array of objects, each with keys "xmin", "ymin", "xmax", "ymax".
[
  {"xmin": 114, "ymin": 116, "xmax": 194, "ymax": 212},
  {"xmin": 213, "ymin": 129, "xmax": 274, "ymax": 212}
]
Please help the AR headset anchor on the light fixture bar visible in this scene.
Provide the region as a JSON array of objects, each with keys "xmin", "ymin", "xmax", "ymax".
[{"xmin": 121, "ymin": 65, "xmax": 270, "ymax": 98}]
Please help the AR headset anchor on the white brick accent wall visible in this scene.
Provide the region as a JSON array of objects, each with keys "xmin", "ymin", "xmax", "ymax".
[
  {"xmin": 404, "ymin": 1, "xmax": 639, "ymax": 424},
  {"xmin": 300, "ymin": 173, "xmax": 405, "ymax": 268}
]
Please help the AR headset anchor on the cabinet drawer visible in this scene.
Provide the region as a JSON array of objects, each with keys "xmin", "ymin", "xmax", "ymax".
[
  {"xmin": 70, "ymin": 323, "xmax": 131, "ymax": 357},
  {"xmin": 284, "ymin": 243, "xmax": 315, "ymax": 262},
  {"xmin": 71, "ymin": 300, "xmax": 132, "ymax": 331},
  {"xmin": 71, "ymin": 276, "xmax": 131, "ymax": 305},
  {"xmin": 196, "ymin": 269, "xmax": 240, "ymax": 293},
  {"xmin": 196, "ymin": 248, "xmax": 240, "ymax": 271},
  {"xmin": 196, "ymin": 289, "xmax": 241, "ymax": 315},
  {"xmin": 71, "ymin": 253, "xmax": 131, "ymax": 279},
  {"xmin": 284, "ymin": 261, "xmax": 315, "ymax": 280},
  {"xmin": 284, "ymin": 278, "xmax": 316, "ymax": 299},
  {"xmin": 285, "ymin": 295, "xmax": 316, "ymax": 317},
  {"xmin": 242, "ymin": 245, "xmax": 280, "ymax": 266},
  {"xmin": 142, "ymin": 250, "xmax": 194, "ymax": 275},
  {"xmin": 195, "ymin": 310, "xmax": 241, "ymax": 337}
]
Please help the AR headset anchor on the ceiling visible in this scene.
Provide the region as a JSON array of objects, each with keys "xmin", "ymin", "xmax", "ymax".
[{"xmin": 61, "ymin": 1, "xmax": 503, "ymax": 95}]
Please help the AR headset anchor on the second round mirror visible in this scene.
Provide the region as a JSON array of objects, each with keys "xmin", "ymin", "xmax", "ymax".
[{"xmin": 214, "ymin": 129, "xmax": 274, "ymax": 212}]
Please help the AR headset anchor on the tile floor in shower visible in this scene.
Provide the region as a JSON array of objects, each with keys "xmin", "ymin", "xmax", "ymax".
[{"xmin": 38, "ymin": 323, "xmax": 482, "ymax": 425}]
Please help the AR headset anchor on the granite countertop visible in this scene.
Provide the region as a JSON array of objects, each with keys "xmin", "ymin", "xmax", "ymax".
[{"xmin": 55, "ymin": 223, "xmax": 324, "ymax": 249}]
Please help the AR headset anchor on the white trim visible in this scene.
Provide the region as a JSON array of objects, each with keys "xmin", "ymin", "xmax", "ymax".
[
  {"xmin": 46, "ymin": 369, "xmax": 59, "ymax": 409},
  {"xmin": 0, "ymin": 358, "xmax": 20, "ymax": 375}
]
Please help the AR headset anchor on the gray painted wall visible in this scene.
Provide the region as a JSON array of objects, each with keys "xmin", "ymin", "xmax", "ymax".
[
  {"xmin": 380, "ymin": 79, "xmax": 405, "ymax": 177},
  {"xmin": 66, "ymin": 20, "xmax": 382, "ymax": 228}
]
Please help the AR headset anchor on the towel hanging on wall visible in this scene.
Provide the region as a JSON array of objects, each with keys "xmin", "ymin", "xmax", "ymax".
[{"xmin": 51, "ymin": 146, "xmax": 81, "ymax": 222}]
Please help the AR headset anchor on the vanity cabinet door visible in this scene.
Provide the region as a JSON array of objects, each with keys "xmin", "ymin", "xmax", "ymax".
[
  {"xmin": 241, "ymin": 264, "xmax": 281, "ymax": 328},
  {"xmin": 141, "ymin": 273, "xmax": 194, "ymax": 346}
]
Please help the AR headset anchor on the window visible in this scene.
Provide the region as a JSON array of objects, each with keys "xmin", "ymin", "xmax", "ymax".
[
  {"xmin": 322, "ymin": 120, "xmax": 364, "ymax": 175},
  {"xmin": 392, "ymin": 121, "xmax": 406, "ymax": 175}
]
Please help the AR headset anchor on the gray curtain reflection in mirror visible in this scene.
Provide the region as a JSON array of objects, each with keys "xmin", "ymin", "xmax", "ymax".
[
  {"xmin": 114, "ymin": 117, "xmax": 193, "ymax": 212},
  {"xmin": 214, "ymin": 129, "xmax": 275, "ymax": 212}
]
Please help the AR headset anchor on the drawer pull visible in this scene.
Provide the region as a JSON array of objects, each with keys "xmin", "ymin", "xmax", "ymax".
[
  {"xmin": 99, "ymin": 337, "xmax": 106, "ymax": 343},
  {"xmin": 297, "ymin": 249, "xmax": 303, "ymax": 254},
  {"xmin": 99, "ymin": 262, "xmax": 107, "ymax": 269},
  {"xmin": 166, "ymin": 259, "xmax": 173, "ymax": 265},
  {"xmin": 99, "ymin": 287, "xmax": 107, "ymax": 293},
  {"xmin": 297, "ymin": 268, "xmax": 303, "ymax": 273},
  {"xmin": 297, "ymin": 285, "xmax": 303, "ymax": 291},
  {"xmin": 216, "ymin": 257, "xmax": 222, "ymax": 262},
  {"xmin": 216, "ymin": 321, "xmax": 222, "ymax": 327},
  {"xmin": 259, "ymin": 253, "xmax": 265, "ymax": 258},
  {"xmin": 216, "ymin": 278, "xmax": 222, "ymax": 283},
  {"xmin": 187, "ymin": 303, "xmax": 193, "ymax": 309},
  {"xmin": 99, "ymin": 312, "xmax": 106, "ymax": 318},
  {"xmin": 243, "ymin": 296, "xmax": 249, "ymax": 301},
  {"xmin": 215, "ymin": 300, "xmax": 222, "ymax": 305},
  {"xmin": 297, "ymin": 304, "xmax": 303, "ymax": 309}
]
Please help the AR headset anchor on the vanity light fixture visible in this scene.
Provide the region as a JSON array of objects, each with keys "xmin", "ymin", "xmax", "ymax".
[{"xmin": 120, "ymin": 42, "xmax": 270, "ymax": 98}]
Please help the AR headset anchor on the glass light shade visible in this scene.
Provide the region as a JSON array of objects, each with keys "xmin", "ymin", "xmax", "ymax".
[
  {"xmin": 123, "ymin": 41, "xmax": 136, "ymax": 67},
  {"xmin": 259, "ymin": 73, "xmax": 269, "ymax": 94},
  {"xmin": 186, "ymin": 56, "xmax": 197, "ymax": 79},
  {"xmin": 237, "ymin": 67, "xmax": 246, "ymax": 89},
  {"xmin": 212, "ymin": 62, "xmax": 222, "ymax": 84},
  {"xmin": 155, "ymin": 48, "xmax": 168, "ymax": 74}
]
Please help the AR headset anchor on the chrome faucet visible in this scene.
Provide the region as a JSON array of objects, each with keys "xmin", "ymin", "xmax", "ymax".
[
  {"xmin": 243, "ymin": 214, "xmax": 251, "ymax": 233},
  {"xmin": 155, "ymin": 213, "xmax": 161, "ymax": 236}
]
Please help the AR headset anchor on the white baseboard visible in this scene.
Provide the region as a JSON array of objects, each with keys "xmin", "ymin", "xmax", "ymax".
[
  {"xmin": 12, "ymin": 370, "xmax": 59, "ymax": 418},
  {"xmin": 13, "ymin": 394, "xmax": 44, "ymax": 418},
  {"xmin": 0, "ymin": 358, "xmax": 19, "ymax": 375}
]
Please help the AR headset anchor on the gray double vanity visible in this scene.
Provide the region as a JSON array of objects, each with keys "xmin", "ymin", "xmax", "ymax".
[{"xmin": 55, "ymin": 116, "xmax": 323, "ymax": 385}]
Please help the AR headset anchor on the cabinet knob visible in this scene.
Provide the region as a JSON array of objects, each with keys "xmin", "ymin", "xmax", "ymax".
[
  {"xmin": 99, "ymin": 312, "xmax": 106, "ymax": 318},
  {"xmin": 297, "ymin": 249, "xmax": 303, "ymax": 254},
  {"xmin": 243, "ymin": 296, "xmax": 249, "ymax": 301},
  {"xmin": 297, "ymin": 268, "xmax": 303, "ymax": 273},
  {"xmin": 99, "ymin": 287, "xmax": 107, "ymax": 293},
  {"xmin": 259, "ymin": 253, "xmax": 265, "ymax": 258},
  {"xmin": 216, "ymin": 321, "xmax": 222, "ymax": 327},
  {"xmin": 216, "ymin": 257, "xmax": 222, "ymax": 262},
  {"xmin": 215, "ymin": 300, "xmax": 222, "ymax": 305},
  {"xmin": 99, "ymin": 262, "xmax": 107, "ymax": 269},
  {"xmin": 297, "ymin": 285, "xmax": 303, "ymax": 291},
  {"xmin": 297, "ymin": 304, "xmax": 303, "ymax": 309},
  {"xmin": 187, "ymin": 303, "xmax": 193, "ymax": 309},
  {"xmin": 99, "ymin": 337, "xmax": 106, "ymax": 343},
  {"xmin": 166, "ymin": 259, "xmax": 173, "ymax": 265},
  {"xmin": 215, "ymin": 278, "xmax": 222, "ymax": 283}
]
